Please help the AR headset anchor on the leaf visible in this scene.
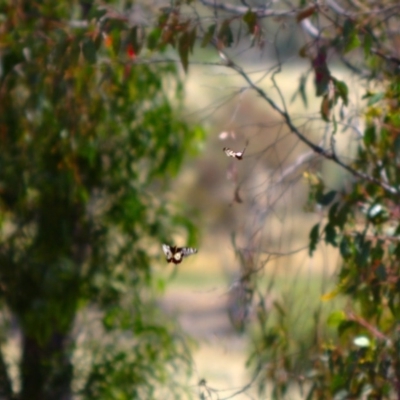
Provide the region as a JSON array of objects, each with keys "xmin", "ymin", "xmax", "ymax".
[
  {"xmin": 147, "ymin": 27, "xmax": 162, "ymax": 50},
  {"xmin": 327, "ymin": 310, "xmax": 346, "ymax": 326},
  {"xmin": 298, "ymin": 73, "xmax": 308, "ymax": 107},
  {"xmin": 333, "ymin": 79, "xmax": 349, "ymax": 106},
  {"xmin": 312, "ymin": 47, "xmax": 330, "ymax": 96},
  {"xmin": 339, "ymin": 236, "xmax": 352, "ymax": 259},
  {"xmin": 367, "ymin": 92, "xmax": 384, "ymax": 106},
  {"xmin": 309, "ymin": 223, "xmax": 320, "ymax": 256},
  {"xmin": 291, "ymin": 73, "xmax": 308, "ymax": 107},
  {"xmin": 343, "ymin": 19, "xmax": 361, "ymax": 53},
  {"xmin": 110, "ymin": 30, "xmax": 121, "ymax": 55},
  {"xmin": 82, "ymin": 37, "xmax": 97, "ymax": 64},
  {"xmin": 178, "ymin": 31, "xmax": 190, "ymax": 73},
  {"xmin": 317, "ymin": 190, "xmax": 337, "ymax": 206},
  {"xmin": 243, "ymin": 10, "xmax": 257, "ymax": 34},
  {"xmin": 188, "ymin": 26, "xmax": 197, "ymax": 54},
  {"xmin": 321, "ymin": 94, "xmax": 331, "ymax": 121},
  {"xmin": 201, "ymin": 24, "xmax": 216, "ymax": 48},
  {"xmin": 363, "ymin": 28, "xmax": 373, "ymax": 58},
  {"xmin": 324, "ymin": 223, "xmax": 337, "ymax": 247},
  {"xmin": 218, "ymin": 20, "xmax": 234, "ymax": 47},
  {"xmin": 296, "ymin": 5, "xmax": 316, "ymax": 22}
]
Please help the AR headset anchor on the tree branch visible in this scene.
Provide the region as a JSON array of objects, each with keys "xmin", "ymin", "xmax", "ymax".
[{"xmin": 217, "ymin": 54, "xmax": 399, "ymax": 196}]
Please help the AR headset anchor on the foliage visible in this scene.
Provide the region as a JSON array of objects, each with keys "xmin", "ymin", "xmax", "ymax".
[
  {"xmin": 141, "ymin": 0, "xmax": 400, "ymax": 399},
  {"xmin": 0, "ymin": 1, "xmax": 203, "ymax": 399}
]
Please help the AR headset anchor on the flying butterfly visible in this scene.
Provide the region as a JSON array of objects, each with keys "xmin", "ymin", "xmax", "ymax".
[
  {"xmin": 223, "ymin": 146, "xmax": 246, "ymax": 160},
  {"xmin": 162, "ymin": 244, "xmax": 198, "ymax": 264}
]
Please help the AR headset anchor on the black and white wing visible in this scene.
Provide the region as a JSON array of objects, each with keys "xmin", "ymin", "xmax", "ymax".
[
  {"xmin": 162, "ymin": 244, "xmax": 197, "ymax": 264},
  {"xmin": 179, "ymin": 247, "xmax": 198, "ymax": 258},
  {"xmin": 162, "ymin": 244, "xmax": 174, "ymax": 263},
  {"xmin": 223, "ymin": 146, "xmax": 246, "ymax": 160}
]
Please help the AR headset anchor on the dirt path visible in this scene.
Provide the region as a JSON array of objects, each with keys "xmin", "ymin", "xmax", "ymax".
[{"xmin": 162, "ymin": 287, "xmax": 255, "ymax": 399}]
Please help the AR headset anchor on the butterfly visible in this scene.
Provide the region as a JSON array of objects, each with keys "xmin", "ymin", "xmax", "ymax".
[
  {"xmin": 162, "ymin": 244, "xmax": 198, "ymax": 264},
  {"xmin": 223, "ymin": 146, "xmax": 246, "ymax": 160}
]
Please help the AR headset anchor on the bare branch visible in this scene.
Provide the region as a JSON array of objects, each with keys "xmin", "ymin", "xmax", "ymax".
[{"xmin": 217, "ymin": 54, "xmax": 399, "ymax": 195}]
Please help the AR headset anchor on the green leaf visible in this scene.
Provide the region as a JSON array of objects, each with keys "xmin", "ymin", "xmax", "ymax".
[
  {"xmin": 363, "ymin": 125, "xmax": 376, "ymax": 146},
  {"xmin": 339, "ymin": 236, "xmax": 352, "ymax": 259},
  {"xmin": 344, "ymin": 32, "xmax": 361, "ymax": 53},
  {"xmin": 333, "ymin": 79, "xmax": 349, "ymax": 105},
  {"xmin": 363, "ymin": 28, "xmax": 373, "ymax": 57},
  {"xmin": 327, "ymin": 310, "xmax": 346, "ymax": 328},
  {"xmin": 243, "ymin": 10, "xmax": 257, "ymax": 34},
  {"xmin": 298, "ymin": 73, "xmax": 308, "ymax": 107},
  {"xmin": 309, "ymin": 223, "xmax": 320, "ymax": 256},
  {"xmin": 110, "ymin": 30, "xmax": 121, "ymax": 55},
  {"xmin": 343, "ymin": 19, "xmax": 361, "ymax": 53},
  {"xmin": 147, "ymin": 27, "xmax": 162, "ymax": 50},
  {"xmin": 367, "ymin": 92, "xmax": 384, "ymax": 106},
  {"xmin": 218, "ymin": 20, "xmax": 234, "ymax": 47},
  {"xmin": 201, "ymin": 24, "xmax": 216, "ymax": 48},
  {"xmin": 317, "ymin": 190, "xmax": 337, "ymax": 206},
  {"xmin": 324, "ymin": 223, "xmax": 337, "ymax": 247},
  {"xmin": 82, "ymin": 37, "xmax": 97, "ymax": 64}
]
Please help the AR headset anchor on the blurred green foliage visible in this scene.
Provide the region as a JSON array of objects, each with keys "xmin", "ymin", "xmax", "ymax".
[{"xmin": 0, "ymin": 1, "xmax": 203, "ymax": 399}]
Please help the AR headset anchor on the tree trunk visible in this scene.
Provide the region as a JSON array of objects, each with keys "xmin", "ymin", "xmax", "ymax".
[{"xmin": 19, "ymin": 332, "xmax": 72, "ymax": 400}]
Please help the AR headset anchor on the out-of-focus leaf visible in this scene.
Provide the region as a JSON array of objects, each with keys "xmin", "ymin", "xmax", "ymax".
[
  {"xmin": 243, "ymin": 10, "xmax": 257, "ymax": 33},
  {"xmin": 188, "ymin": 26, "xmax": 197, "ymax": 53},
  {"xmin": 178, "ymin": 32, "xmax": 190, "ymax": 73},
  {"xmin": 366, "ymin": 92, "xmax": 384, "ymax": 106},
  {"xmin": 321, "ymin": 94, "xmax": 331, "ymax": 121},
  {"xmin": 317, "ymin": 190, "xmax": 337, "ymax": 206},
  {"xmin": 312, "ymin": 47, "xmax": 330, "ymax": 96},
  {"xmin": 325, "ymin": 223, "xmax": 337, "ymax": 246},
  {"xmin": 340, "ymin": 236, "xmax": 352, "ymax": 259},
  {"xmin": 309, "ymin": 223, "xmax": 320, "ymax": 256},
  {"xmin": 363, "ymin": 28, "xmax": 373, "ymax": 57},
  {"xmin": 291, "ymin": 73, "xmax": 308, "ymax": 107},
  {"xmin": 296, "ymin": 5, "xmax": 316, "ymax": 22},
  {"xmin": 82, "ymin": 37, "xmax": 97, "ymax": 64},
  {"xmin": 218, "ymin": 20, "xmax": 234, "ymax": 47},
  {"xmin": 147, "ymin": 27, "xmax": 162, "ymax": 50},
  {"xmin": 201, "ymin": 23, "xmax": 216, "ymax": 47},
  {"xmin": 343, "ymin": 19, "xmax": 361, "ymax": 53},
  {"xmin": 327, "ymin": 310, "xmax": 346, "ymax": 326},
  {"xmin": 333, "ymin": 79, "xmax": 349, "ymax": 105}
]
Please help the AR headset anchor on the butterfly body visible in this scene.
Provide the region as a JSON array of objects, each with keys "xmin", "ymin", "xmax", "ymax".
[
  {"xmin": 223, "ymin": 147, "xmax": 246, "ymax": 160},
  {"xmin": 162, "ymin": 244, "xmax": 197, "ymax": 264}
]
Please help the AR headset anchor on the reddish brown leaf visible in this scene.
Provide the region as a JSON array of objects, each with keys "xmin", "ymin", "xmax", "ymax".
[{"xmin": 296, "ymin": 5, "xmax": 317, "ymax": 22}]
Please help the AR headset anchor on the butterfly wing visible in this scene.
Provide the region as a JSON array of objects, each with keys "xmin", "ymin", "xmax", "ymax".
[
  {"xmin": 223, "ymin": 147, "xmax": 245, "ymax": 160},
  {"xmin": 179, "ymin": 247, "xmax": 198, "ymax": 258},
  {"xmin": 162, "ymin": 244, "xmax": 174, "ymax": 262}
]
